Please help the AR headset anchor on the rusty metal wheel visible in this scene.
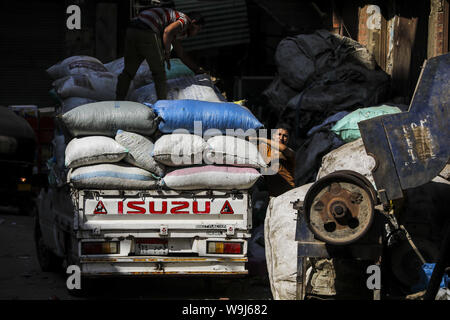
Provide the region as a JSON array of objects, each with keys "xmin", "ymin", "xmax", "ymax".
[{"xmin": 304, "ymin": 171, "xmax": 376, "ymax": 245}]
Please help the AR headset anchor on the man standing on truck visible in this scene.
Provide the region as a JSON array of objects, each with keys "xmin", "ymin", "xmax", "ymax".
[{"xmin": 115, "ymin": 8, "xmax": 206, "ymax": 101}]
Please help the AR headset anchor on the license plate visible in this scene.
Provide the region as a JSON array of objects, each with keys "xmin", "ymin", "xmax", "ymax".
[{"xmin": 135, "ymin": 239, "xmax": 168, "ymax": 256}]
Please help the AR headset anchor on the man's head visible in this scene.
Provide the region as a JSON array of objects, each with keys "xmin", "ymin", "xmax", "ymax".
[
  {"xmin": 187, "ymin": 12, "xmax": 205, "ymax": 37},
  {"xmin": 272, "ymin": 123, "xmax": 291, "ymax": 146}
]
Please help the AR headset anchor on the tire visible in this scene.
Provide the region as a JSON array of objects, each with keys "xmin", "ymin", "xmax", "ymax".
[{"xmin": 34, "ymin": 216, "xmax": 63, "ymax": 272}]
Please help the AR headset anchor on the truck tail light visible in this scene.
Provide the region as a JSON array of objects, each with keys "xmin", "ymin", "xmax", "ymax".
[
  {"xmin": 207, "ymin": 241, "xmax": 243, "ymax": 254},
  {"xmin": 81, "ymin": 241, "xmax": 119, "ymax": 255}
]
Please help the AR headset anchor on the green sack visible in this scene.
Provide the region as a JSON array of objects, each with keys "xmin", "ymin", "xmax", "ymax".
[
  {"xmin": 165, "ymin": 58, "xmax": 195, "ymax": 80},
  {"xmin": 331, "ymin": 105, "xmax": 402, "ymax": 142}
]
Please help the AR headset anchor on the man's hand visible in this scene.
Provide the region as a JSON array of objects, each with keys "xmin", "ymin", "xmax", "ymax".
[{"xmin": 195, "ymin": 67, "xmax": 208, "ymax": 75}]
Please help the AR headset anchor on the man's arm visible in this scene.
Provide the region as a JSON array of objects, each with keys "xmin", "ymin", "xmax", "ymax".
[
  {"xmin": 172, "ymin": 39, "xmax": 204, "ymax": 73},
  {"xmin": 162, "ymin": 21, "xmax": 183, "ymax": 68},
  {"xmin": 249, "ymin": 137, "xmax": 294, "ymax": 156}
]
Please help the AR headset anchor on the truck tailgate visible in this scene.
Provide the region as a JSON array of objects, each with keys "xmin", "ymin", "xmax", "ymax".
[{"xmin": 75, "ymin": 190, "xmax": 251, "ymax": 235}]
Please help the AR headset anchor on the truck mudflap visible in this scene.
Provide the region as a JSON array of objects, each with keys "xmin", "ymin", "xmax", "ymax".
[{"xmin": 80, "ymin": 256, "xmax": 248, "ymax": 277}]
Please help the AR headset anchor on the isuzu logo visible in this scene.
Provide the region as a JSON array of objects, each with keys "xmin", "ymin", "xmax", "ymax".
[{"xmin": 94, "ymin": 200, "xmax": 234, "ymax": 215}]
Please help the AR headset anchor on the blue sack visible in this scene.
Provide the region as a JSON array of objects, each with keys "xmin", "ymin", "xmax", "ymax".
[
  {"xmin": 411, "ymin": 263, "xmax": 449, "ymax": 292},
  {"xmin": 147, "ymin": 100, "xmax": 264, "ymax": 134}
]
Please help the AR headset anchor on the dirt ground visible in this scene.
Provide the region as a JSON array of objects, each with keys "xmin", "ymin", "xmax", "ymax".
[{"xmin": 0, "ymin": 207, "xmax": 272, "ymax": 300}]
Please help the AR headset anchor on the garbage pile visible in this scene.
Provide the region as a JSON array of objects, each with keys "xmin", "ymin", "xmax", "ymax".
[{"xmin": 261, "ymin": 29, "xmax": 398, "ymax": 186}]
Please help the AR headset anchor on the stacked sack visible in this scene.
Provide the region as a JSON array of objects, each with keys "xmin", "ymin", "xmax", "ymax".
[
  {"xmin": 52, "ymin": 98, "xmax": 268, "ymax": 192},
  {"xmin": 145, "ymin": 99, "xmax": 267, "ymax": 191},
  {"xmin": 46, "ymin": 55, "xmax": 224, "ymax": 114},
  {"xmin": 60, "ymin": 101, "xmax": 163, "ymax": 190}
]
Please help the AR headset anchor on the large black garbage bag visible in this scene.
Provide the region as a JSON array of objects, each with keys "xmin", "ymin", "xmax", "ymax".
[
  {"xmin": 294, "ymin": 130, "xmax": 344, "ymax": 187},
  {"xmin": 275, "ymin": 30, "xmax": 378, "ymax": 91},
  {"xmin": 264, "ymin": 30, "xmax": 390, "ymax": 138},
  {"xmin": 262, "ymin": 76, "xmax": 298, "ymax": 113},
  {"xmin": 283, "ymin": 63, "xmax": 390, "ymax": 138}
]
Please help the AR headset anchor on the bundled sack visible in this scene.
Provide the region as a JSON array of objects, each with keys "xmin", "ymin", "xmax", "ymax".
[
  {"xmin": 61, "ymin": 101, "xmax": 158, "ymax": 137},
  {"xmin": 316, "ymin": 138, "xmax": 377, "ymax": 187},
  {"xmin": 264, "ymin": 183, "xmax": 313, "ymax": 300},
  {"xmin": 151, "ymin": 100, "xmax": 263, "ymax": 134},
  {"xmin": 115, "ymin": 130, "xmax": 165, "ymax": 177},
  {"xmin": 206, "ymin": 136, "xmax": 267, "ymax": 168},
  {"xmin": 46, "ymin": 56, "xmax": 107, "ymax": 80},
  {"xmin": 69, "ymin": 163, "xmax": 159, "ymax": 190},
  {"xmin": 53, "ymin": 72, "xmax": 117, "ymax": 101},
  {"xmin": 161, "ymin": 165, "xmax": 261, "ymax": 190},
  {"xmin": 331, "ymin": 105, "xmax": 402, "ymax": 142},
  {"xmin": 61, "ymin": 97, "xmax": 96, "ymax": 114},
  {"xmin": 105, "ymin": 57, "xmax": 194, "ymax": 88},
  {"xmin": 130, "ymin": 74, "xmax": 224, "ymax": 104},
  {"xmin": 152, "ymin": 133, "xmax": 208, "ymax": 166},
  {"xmin": 65, "ymin": 136, "xmax": 128, "ymax": 169}
]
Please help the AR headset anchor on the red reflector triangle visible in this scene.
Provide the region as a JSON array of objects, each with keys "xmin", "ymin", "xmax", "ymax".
[
  {"xmin": 94, "ymin": 201, "xmax": 107, "ymax": 214},
  {"xmin": 220, "ymin": 200, "xmax": 234, "ymax": 214}
]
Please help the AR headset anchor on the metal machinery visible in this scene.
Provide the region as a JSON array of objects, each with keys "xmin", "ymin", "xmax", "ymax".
[{"xmin": 295, "ymin": 53, "xmax": 450, "ymax": 300}]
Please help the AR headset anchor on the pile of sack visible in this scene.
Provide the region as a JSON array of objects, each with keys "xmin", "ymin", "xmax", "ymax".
[
  {"xmin": 46, "ymin": 55, "xmax": 225, "ymax": 114},
  {"xmin": 49, "ymin": 98, "xmax": 266, "ymax": 192}
]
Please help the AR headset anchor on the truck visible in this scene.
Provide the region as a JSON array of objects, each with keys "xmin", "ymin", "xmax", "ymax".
[{"xmin": 34, "ymin": 185, "xmax": 252, "ymax": 290}]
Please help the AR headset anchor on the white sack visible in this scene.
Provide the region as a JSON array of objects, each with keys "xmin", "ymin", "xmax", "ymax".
[
  {"xmin": 46, "ymin": 56, "xmax": 107, "ymax": 80},
  {"xmin": 206, "ymin": 135, "xmax": 267, "ymax": 169},
  {"xmin": 53, "ymin": 72, "xmax": 117, "ymax": 101},
  {"xmin": 129, "ymin": 75, "xmax": 225, "ymax": 104},
  {"xmin": 69, "ymin": 163, "xmax": 158, "ymax": 190},
  {"xmin": 316, "ymin": 138, "xmax": 376, "ymax": 187},
  {"xmin": 61, "ymin": 101, "xmax": 158, "ymax": 137},
  {"xmin": 264, "ymin": 183, "xmax": 313, "ymax": 300},
  {"xmin": 65, "ymin": 136, "xmax": 128, "ymax": 169},
  {"xmin": 115, "ymin": 130, "xmax": 165, "ymax": 177},
  {"xmin": 152, "ymin": 133, "xmax": 209, "ymax": 166},
  {"xmin": 161, "ymin": 165, "xmax": 261, "ymax": 190}
]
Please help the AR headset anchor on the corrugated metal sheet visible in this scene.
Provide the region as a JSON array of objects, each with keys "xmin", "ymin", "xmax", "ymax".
[{"xmin": 174, "ymin": 0, "xmax": 250, "ymax": 51}]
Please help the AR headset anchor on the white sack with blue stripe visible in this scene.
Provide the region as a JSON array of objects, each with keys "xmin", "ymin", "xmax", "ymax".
[{"xmin": 69, "ymin": 163, "xmax": 159, "ymax": 190}]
